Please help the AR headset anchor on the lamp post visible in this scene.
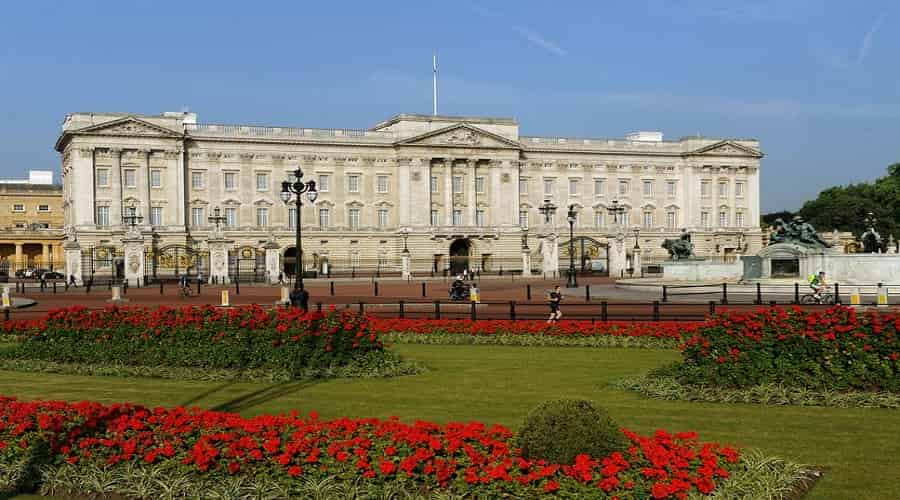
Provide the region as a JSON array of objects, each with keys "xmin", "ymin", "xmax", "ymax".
[
  {"xmin": 280, "ymin": 168, "xmax": 318, "ymax": 291},
  {"xmin": 401, "ymin": 227, "xmax": 409, "ymax": 254},
  {"xmin": 207, "ymin": 206, "xmax": 227, "ymax": 234},
  {"xmin": 606, "ymin": 199, "xmax": 625, "ymax": 228},
  {"xmin": 566, "ymin": 204, "xmax": 578, "ymax": 288},
  {"xmin": 538, "ymin": 199, "xmax": 557, "ymax": 224},
  {"xmin": 122, "ymin": 205, "xmax": 143, "ymax": 230}
]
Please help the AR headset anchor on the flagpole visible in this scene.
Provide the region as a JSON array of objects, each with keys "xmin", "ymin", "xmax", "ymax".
[{"xmin": 432, "ymin": 54, "xmax": 438, "ymax": 116}]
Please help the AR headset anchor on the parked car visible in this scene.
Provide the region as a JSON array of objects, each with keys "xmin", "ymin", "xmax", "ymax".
[
  {"xmin": 41, "ymin": 271, "xmax": 64, "ymax": 280},
  {"xmin": 32, "ymin": 268, "xmax": 49, "ymax": 279},
  {"xmin": 15, "ymin": 268, "xmax": 33, "ymax": 278}
]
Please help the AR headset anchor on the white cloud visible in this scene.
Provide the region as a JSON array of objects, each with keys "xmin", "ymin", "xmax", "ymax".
[
  {"xmin": 513, "ymin": 26, "xmax": 567, "ymax": 57},
  {"xmin": 857, "ymin": 12, "xmax": 887, "ymax": 63}
]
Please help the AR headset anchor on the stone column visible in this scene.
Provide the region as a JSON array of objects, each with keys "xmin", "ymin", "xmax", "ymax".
[
  {"xmin": 521, "ymin": 230, "xmax": 532, "ymax": 276},
  {"xmin": 122, "ymin": 235, "xmax": 145, "ymax": 287},
  {"xmin": 444, "ymin": 159, "xmax": 454, "ymax": 225},
  {"xmin": 632, "ymin": 249, "xmax": 643, "ymax": 277},
  {"xmin": 608, "ymin": 233, "xmax": 627, "ymax": 278},
  {"xmin": 264, "ymin": 240, "xmax": 281, "ymax": 284},
  {"xmin": 64, "ymin": 239, "xmax": 82, "ymax": 285},
  {"xmin": 207, "ymin": 237, "xmax": 233, "ymax": 284},
  {"xmin": 467, "ymin": 160, "xmax": 477, "ymax": 226},
  {"xmin": 401, "ymin": 250, "xmax": 411, "ymax": 279},
  {"xmin": 14, "ymin": 244, "xmax": 23, "ymax": 271},
  {"xmin": 539, "ymin": 233, "xmax": 559, "ymax": 278},
  {"xmin": 110, "ymin": 148, "xmax": 123, "ymax": 229},
  {"xmin": 42, "ymin": 244, "xmax": 50, "ymax": 268}
]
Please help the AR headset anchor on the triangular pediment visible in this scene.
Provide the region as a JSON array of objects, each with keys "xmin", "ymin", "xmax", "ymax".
[
  {"xmin": 72, "ymin": 116, "xmax": 184, "ymax": 138},
  {"xmin": 684, "ymin": 140, "xmax": 762, "ymax": 158},
  {"xmin": 397, "ymin": 123, "xmax": 521, "ymax": 149}
]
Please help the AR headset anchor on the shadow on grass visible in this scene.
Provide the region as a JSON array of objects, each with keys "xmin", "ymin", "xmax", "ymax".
[
  {"xmin": 179, "ymin": 382, "xmax": 234, "ymax": 408},
  {"xmin": 210, "ymin": 380, "xmax": 321, "ymax": 413}
]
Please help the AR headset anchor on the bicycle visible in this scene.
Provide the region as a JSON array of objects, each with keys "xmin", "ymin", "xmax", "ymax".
[
  {"xmin": 179, "ymin": 283, "xmax": 194, "ymax": 298},
  {"xmin": 799, "ymin": 292, "xmax": 835, "ymax": 305}
]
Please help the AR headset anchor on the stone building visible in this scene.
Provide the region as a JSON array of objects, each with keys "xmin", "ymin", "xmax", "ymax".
[
  {"xmin": 55, "ymin": 111, "xmax": 762, "ymax": 282},
  {"xmin": 0, "ymin": 171, "xmax": 65, "ymax": 274}
]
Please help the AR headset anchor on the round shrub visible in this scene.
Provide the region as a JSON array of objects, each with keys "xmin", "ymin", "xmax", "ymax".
[{"xmin": 515, "ymin": 399, "xmax": 626, "ymax": 464}]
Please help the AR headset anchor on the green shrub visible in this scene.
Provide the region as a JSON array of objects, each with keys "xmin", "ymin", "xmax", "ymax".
[
  {"xmin": 0, "ymin": 437, "xmax": 49, "ymax": 496},
  {"xmin": 515, "ymin": 399, "xmax": 626, "ymax": 464}
]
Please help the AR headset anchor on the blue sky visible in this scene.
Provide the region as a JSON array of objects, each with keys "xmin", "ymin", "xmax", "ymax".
[{"xmin": 1, "ymin": 0, "xmax": 898, "ymax": 211}]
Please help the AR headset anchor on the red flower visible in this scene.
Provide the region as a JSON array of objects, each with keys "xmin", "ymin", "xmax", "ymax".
[
  {"xmin": 543, "ymin": 480, "xmax": 560, "ymax": 493},
  {"xmin": 288, "ymin": 465, "xmax": 303, "ymax": 477}
]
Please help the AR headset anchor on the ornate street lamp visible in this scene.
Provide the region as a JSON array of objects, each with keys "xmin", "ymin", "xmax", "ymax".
[
  {"xmin": 633, "ymin": 226, "xmax": 641, "ymax": 250},
  {"xmin": 607, "ymin": 199, "xmax": 626, "ymax": 227},
  {"xmin": 538, "ymin": 199, "xmax": 557, "ymax": 224},
  {"xmin": 566, "ymin": 204, "xmax": 578, "ymax": 288},
  {"xmin": 280, "ymin": 167, "xmax": 318, "ymax": 292},
  {"xmin": 122, "ymin": 204, "xmax": 143, "ymax": 229},
  {"xmin": 207, "ymin": 206, "xmax": 227, "ymax": 233},
  {"xmin": 400, "ymin": 227, "xmax": 410, "ymax": 254}
]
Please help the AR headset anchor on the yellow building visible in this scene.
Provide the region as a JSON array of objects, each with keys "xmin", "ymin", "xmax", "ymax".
[{"xmin": 0, "ymin": 171, "xmax": 65, "ymax": 274}]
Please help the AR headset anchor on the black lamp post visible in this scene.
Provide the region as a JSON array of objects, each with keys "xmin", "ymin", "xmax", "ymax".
[
  {"xmin": 280, "ymin": 168, "xmax": 318, "ymax": 291},
  {"xmin": 207, "ymin": 206, "xmax": 227, "ymax": 233},
  {"xmin": 607, "ymin": 199, "xmax": 625, "ymax": 227},
  {"xmin": 401, "ymin": 228, "xmax": 409, "ymax": 254},
  {"xmin": 122, "ymin": 205, "xmax": 143, "ymax": 229},
  {"xmin": 566, "ymin": 204, "xmax": 578, "ymax": 288},
  {"xmin": 538, "ymin": 199, "xmax": 557, "ymax": 224}
]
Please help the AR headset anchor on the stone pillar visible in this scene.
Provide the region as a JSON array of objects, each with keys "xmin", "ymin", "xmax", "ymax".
[
  {"xmin": 122, "ymin": 236, "xmax": 145, "ymax": 287},
  {"xmin": 208, "ymin": 237, "xmax": 233, "ymax": 284},
  {"xmin": 539, "ymin": 233, "xmax": 559, "ymax": 278},
  {"xmin": 608, "ymin": 233, "xmax": 627, "ymax": 278},
  {"xmin": 264, "ymin": 240, "xmax": 281, "ymax": 284},
  {"xmin": 110, "ymin": 148, "xmax": 123, "ymax": 230},
  {"xmin": 467, "ymin": 160, "xmax": 477, "ymax": 226},
  {"xmin": 64, "ymin": 239, "xmax": 82, "ymax": 285},
  {"xmin": 14, "ymin": 244, "xmax": 23, "ymax": 271},
  {"xmin": 42, "ymin": 244, "xmax": 50, "ymax": 268},
  {"xmin": 401, "ymin": 250, "xmax": 411, "ymax": 279},
  {"xmin": 632, "ymin": 249, "xmax": 643, "ymax": 277},
  {"xmin": 521, "ymin": 251, "xmax": 532, "ymax": 276}
]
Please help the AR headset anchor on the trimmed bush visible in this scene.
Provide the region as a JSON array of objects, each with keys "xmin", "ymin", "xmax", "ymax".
[{"xmin": 515, "ymin": 399, "xmax": 626, "ymax": 464}]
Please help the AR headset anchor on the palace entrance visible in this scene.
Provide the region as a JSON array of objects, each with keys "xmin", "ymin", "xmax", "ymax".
[
  {"xmin": 558, "ymin": 237, "xmax": 609, "ymax": 276},
  {"xmin": 449, "ymin": 239, "xmax": 470, "ymax": 275}
]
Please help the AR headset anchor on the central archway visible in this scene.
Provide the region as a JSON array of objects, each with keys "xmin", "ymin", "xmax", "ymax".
[{"xmin": 449, "ymin": 238, "xmax": 471, "ymax": 275}]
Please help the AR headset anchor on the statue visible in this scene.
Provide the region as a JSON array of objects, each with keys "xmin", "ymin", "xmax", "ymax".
[
  {"xmin": 769, "ymin": 216, "xmax": 829, "ymax": 248},
  {"xmin": 860, "ymin": 212, "xmax": 886, "ymax": 253},
  {"xmin": 662, "ymin": 229, "xmax": 695, "ymax": 260}
]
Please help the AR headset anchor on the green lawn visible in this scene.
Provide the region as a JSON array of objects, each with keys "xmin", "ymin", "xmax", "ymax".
[{"xmin": 3, "ymin": 344, "xmax": 899, "ymax": 499}]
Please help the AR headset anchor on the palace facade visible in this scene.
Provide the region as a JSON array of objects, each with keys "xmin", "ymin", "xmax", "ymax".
[
  {"xmin": 0, "ymin": 171, "xmax": 64, "ymax": 274},
  {"xmin": 56, "ymin": 111, "xmax": 762, "ymax": 279}
]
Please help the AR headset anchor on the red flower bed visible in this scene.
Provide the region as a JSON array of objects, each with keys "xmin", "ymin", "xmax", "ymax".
[
  {"xmin": 371, "ymin": 319, "xmax": 696, "ymax": 339},
  {"xmin": 0, "ymin": 395, "xmax": 739, "ymax": 498},
  {"xmin": 679, "ymin": 305, "xmax": 900, "ymax": 391}
]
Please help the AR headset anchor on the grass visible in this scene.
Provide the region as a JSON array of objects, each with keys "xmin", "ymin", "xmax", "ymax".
[{"xmin": 1, "ymin": 344, "xmax": 898, "ymax": 499}]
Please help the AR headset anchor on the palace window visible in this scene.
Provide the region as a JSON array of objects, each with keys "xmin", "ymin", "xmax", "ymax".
[
  {"xmin": 224, "ymin": 207, "xmax": 237, "ymax": 228},
  {"xmin": 12, "ymin": 204, "xmax": 24, "ymax": 213},
  {"xmin": 288, "ymin": 207, "xmax": 297, "ymax": 230},
  {"xmin": 256, "ymin": 207, "xmax": 269, "ymax": 227},
  {"xmin": 543, "ymin": 179, "xmax": 555, "ymax": 196},
  {"xmin": 642, "ymin": 180, "xmax": 653, "ymax": 197},
  {"xmin": 666, "ymin": 180, "xmax": 676, "ymax": 198},
  {"xmin": 430, "ymin": 176, "xmax": 439, "ymax": 193},
  {"xmin": 452, "ymin": 176, "xmax": 463, "ymax": 194},
  {"xmin": 452, "ymin": 209, "xmax": 462, "ymax": 226},
  {"xmin": 255, "ymin": 173, "xmax": 269, "ymax": 191},
  {"xmin": 568, "ymin": 178, "xmax": 579, "ymax": 196},
  {"xmin": 719, "ymin": 210, "xmax": 728, "ymax": 227},
  {"xmin": 377, "ymin": 208, "xmax": 389, "ymax": 228},
  {"xmin": 431, "ymin": 210, "xmax": 439, "ymax": 226},
  {"xmin": 519, "ymin": 177, "xmax": 529, "ymax": 194},
  {"xmin": 594, "ymin": 179, "xmax": 605, "ymax": 197},
  {"xmin": 519, "ymin": 210, "xmax": 529, "ymax": 229},
  {"xmin": 718, "ymin": 181, "xmax": 728, "ymax": 197},
  {"xmin": 666, "ymin": 211, "xmax": 676, "ymax": 229},
  {"xmin": 701, "ymin": 211, "xmax": 710, "ymax": 229},
  {"xmin": 224, "ymin": 172, "xmax": 237, "ymax": 191},
  {"xmin": 124, "ymin": 169, "xmax": 136, "ymax": 188},
  {"xmin": 150, "ymin": 207, "xmax": 163, "ymax": 226},
  {"xmin": 618, "ymin": 179, "xmax": 629, "ymax": 196},
  {"xmin": 150, "ymin": 169, "xmax": 162, "ymax": 188},
  {"xmin": 700, "ymin": 181, "xmax": 711, "ymax": 197},
  {"xmin": 96, "ymin": 206, "xmax": 110, "ymax": 226},
  {"xmin": 191, "ymin": 171, "xmax": 204, "ymax": 190},
  {"xmin": 619, "ymin": 212, "xmax": 630, "ymax": 227},
  {"xmin": 348, "ymin": 208, "xmax": 360, "ymax": 229},
  {"xmin": 735, "ymin": 181, "xmax": 745, "ymax": 197},
  {"xmin": 376, "ymin": 175, "xmax": 389, "ymax": 194},
  {"xmin": 318, "ymin": 208, "xmax": 330, "ymax": 228},
  {"xmin": 348, "ymin": 175, "xmax": 360, "ymax": 193},
  {"xmin": 475, "ymin": 176, "xmax": 485, "ymax": 194},
  {"xmin": 475, "ymin": 209, "xmax": 486, "ymax": 227},
  {"xmin": 594, "ymin": 211, "xmax": 605, "ymax": 228},
  {"xmin": 191, "ymin": 207, "xmax": 205, "ymax": 227},
  {"xmin": 318, "ymin": 174, "xmax": 330, "ymax": 192},
  {"xmin": 736, "ymin": 211, "xmax": 745, "ymax": 228},
  {"xmin": 125, "ymin": 206, "xmax": 137, "ymax": 217},
  {"xmin": 643, "ymin": 211, "xmax": 653, "ymax": 229},
  {"xmin": 96, "ymin": 168, "xmax": 110, "ymax": 187}
]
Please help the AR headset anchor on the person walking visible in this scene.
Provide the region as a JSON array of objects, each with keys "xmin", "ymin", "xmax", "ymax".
[
  {"xmin": 278, "ymin": 272, "xmax": 285, "ymax": 285},
  {"xmin": 68, "ymin": 274, "xmax": 78, "ymax": 288},
  {"xmin": 547, "ymin": 285, "xmax": 563, "ymax": 324}
]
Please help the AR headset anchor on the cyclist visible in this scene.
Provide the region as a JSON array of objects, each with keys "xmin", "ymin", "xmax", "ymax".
[
  {"xmin": 179, "ymin": 274, "xmax": 191, "ymax": 297},
  {"xmin": 808, "ymin": 271, "xmax": 826, "ymax": 303}
]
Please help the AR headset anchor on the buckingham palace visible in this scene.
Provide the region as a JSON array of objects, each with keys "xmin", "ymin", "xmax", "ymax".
[{"xmin": 55, "ymin": 110, "xmax": 762, "ymax": 283}]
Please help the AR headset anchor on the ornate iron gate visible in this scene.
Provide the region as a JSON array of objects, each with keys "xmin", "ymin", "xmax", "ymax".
[
  {"xmin": 144, "ymin": 244, "xmax": 209, "ymax": 283},
  {"xmin": 228, "ymin": 246, "xmax": 266, "ymax": 282},
  {"xmin": 82, "ymin": 245, "xmax": 121, "ymax": 283},
  {"xmin": 559, "ymin": 237, "xmax": 609, "ymax": 276}
]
